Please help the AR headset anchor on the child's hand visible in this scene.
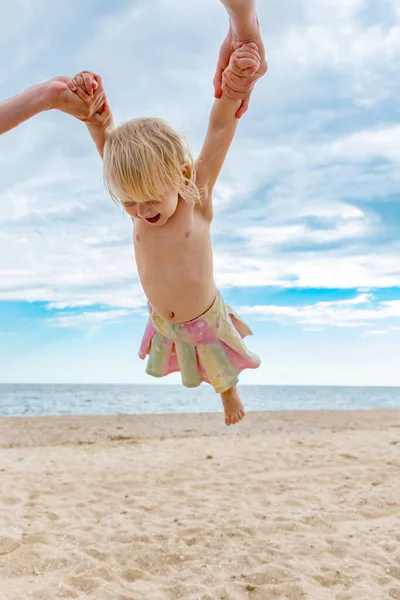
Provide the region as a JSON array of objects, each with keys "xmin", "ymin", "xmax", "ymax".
[
  {"xmin": 73, "ymin": 70, "xmax": 98, "ymax": 102},
  {"xmin": 228, "ymin": 42, "xmax": 261, "ymax": 77},
  {"xmin": 72, "ymin": 71, "xmax": 111, "ymax": 127},
  {"xmin": 89, "ymin": 99, "xmax": 113, "ymax": 129},
  {"xmin": 48, "ymin": 76, "xmax": 103, "ymax": 123},
  {"xmin": 221, "ymin": 42, "xmax": 261, "ymax": 102},
  {"xmin": 213, "ymin": 20, "xmax": 267, "ymax": 118}
]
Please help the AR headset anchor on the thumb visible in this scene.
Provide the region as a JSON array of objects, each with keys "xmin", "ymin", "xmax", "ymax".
[
  {"xmin": 93, "ymin": 102, "xmax": 110, "ymax": 125},
  {"xmin": 213, "ymin": 64, "xmax": 224, "ymax": 99},
  {"xmin": 92, "ymin": 113, "xmax": 105, "ymax": 125},
  {"xmin": 235, "ymin": 96, "xmax": 250, "ymax": 119}
]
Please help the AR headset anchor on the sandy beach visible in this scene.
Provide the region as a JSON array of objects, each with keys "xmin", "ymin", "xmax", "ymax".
[{"xmin": 0, "ymin": 409, "xmax": 399, "ymax": 600}]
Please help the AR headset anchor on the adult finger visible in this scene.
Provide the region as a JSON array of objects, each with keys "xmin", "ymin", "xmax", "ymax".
[
  {"xmin": 74, "ymin": 87, "xmax": 90, "ymax": 102},
  {"xmin": 88, "ymin": 88, "xmax": 106, "ymax": 118},
  {"xmin": 74, "ymin": 75, "xmax": 91, "ymax": 102},
  {"xmin": 75, "ymin": 89, "xmax": 90, "ymax": 103},
  {"xmin": 222, "ymin": 71, "xmax": 257, "ymax": 97},
  {"xmin": 66, "ymin": 78, "xmax": 77, "ymax": 93},
  {"xmin": 213, "ymin": 27, "xmax": 233, "ymax": 98},
  {"xmin": 224, "ymin": 67, "xmax": 259, "ymax": 88}
]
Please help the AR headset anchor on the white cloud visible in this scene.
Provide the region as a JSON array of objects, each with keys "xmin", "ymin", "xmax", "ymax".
[
  {"xmin": 239, "ymin": 293, "xmax": 400, "ymax": 330},
  {"xmin": 238, "ymin": 218, "xmax": 368, "ymax": 248},
  {"xmin": 212, "ymin": 246, "xmax": 400, "ymax": 290},
  {"xmin": 361, "ymin": 329, "xmax": 390, "ymax": 337},
  {"xmin": 331, "ymin": 125, "xmax": 400, "ymax": 162},
  {"xmin": 47, "ymin": 308, "xmax": 133, "ymax": 329}
]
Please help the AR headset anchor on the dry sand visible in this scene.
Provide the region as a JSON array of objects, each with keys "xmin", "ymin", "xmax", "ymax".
[{"xmin": 0, "ymin": 409, "xmax": 399, "ymax": 600}]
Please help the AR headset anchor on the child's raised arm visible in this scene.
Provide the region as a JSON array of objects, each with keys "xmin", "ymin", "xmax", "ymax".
[
  {"xmin": 85, "ymin": 101, "xmax": 114, "ymax": 158},
  {"xmin": 73, "ymin": 71, "xmax": 114, "ymax": 158},
  {"xmin": 195, "ymin": 42, "xmax": 260, "ymax": 206}
]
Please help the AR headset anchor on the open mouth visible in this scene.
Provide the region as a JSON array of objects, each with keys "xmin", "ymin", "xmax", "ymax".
[{"xmin": 145, "ymin": 214, "xmax": 161, "ymax": 224}]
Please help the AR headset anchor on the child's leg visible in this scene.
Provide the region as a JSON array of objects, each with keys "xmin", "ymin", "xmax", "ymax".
[{"xmin": 220, "ymin": 385, "xmax": 245, "ymax": 426}]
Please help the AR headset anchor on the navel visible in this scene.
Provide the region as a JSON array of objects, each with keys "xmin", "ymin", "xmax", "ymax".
[
  {"xmin": 185, "ymin": 231, "xmax": 190, "ymax": 238},
  {"xmin": 169, "ymin": 311, "xmax": 175, "ymax": 319},
  {"xmin": 136, "ymin": 235, "xmax": 140, "ymax": 242}
]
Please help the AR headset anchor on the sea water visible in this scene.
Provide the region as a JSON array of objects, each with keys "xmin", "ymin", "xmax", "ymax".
[{"xmin": 0, "ymin": 384, "xmax": 399, "ymax": 417}]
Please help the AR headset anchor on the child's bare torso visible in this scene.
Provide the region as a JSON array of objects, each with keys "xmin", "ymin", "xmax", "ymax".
[{"xmin": 133, "ymin": 198, "xmax": 216, "ymax": 323}]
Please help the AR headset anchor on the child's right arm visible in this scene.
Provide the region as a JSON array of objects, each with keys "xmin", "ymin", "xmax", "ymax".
[
  {"xmin": 195, "ymin": 43, "xmax": 260, "ymax": 210},
  {"xmin": 73, "ymin": 71, "xmax": 113, "ymax": 158}
]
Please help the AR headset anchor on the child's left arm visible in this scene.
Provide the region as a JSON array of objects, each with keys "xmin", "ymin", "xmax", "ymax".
[
  {"xmin": 72, "ymin": 71, "xmax": 114, "ymax": 158},
  {"xmin": 195, "ymin": 42, "xmax": 260, "ymax": 211}
]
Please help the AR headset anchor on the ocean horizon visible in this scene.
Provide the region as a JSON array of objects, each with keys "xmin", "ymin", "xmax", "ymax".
[{"xmin": 0, "ymin": 383, "xmax": 399, "ymax": 417}]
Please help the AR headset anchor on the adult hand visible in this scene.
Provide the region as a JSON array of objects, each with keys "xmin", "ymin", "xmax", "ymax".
[
  {"xmin": 213, "ymin": 19, "xmax": 267, "ymax": 118},
  {"xmin": 47, "ymin": 75, "xmax": 107, "ymax": 124},
  {"xmin": 71, "ymin": 71, "xmax": 113, "ymax": 128}
]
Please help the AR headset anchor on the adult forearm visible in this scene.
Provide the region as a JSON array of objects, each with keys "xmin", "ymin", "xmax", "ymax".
[
  {"xmin": 219, "ymin": 0, "xmax": 257, "ymax": 37},
  {"xmin": 0, "ymin": 83, "xmax": 51, "ymax": 135}
]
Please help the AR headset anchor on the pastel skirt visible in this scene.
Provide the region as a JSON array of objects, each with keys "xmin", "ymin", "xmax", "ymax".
[{"xmin": 139, "ymin": 293, "xmax": 261, "ymax": 393}]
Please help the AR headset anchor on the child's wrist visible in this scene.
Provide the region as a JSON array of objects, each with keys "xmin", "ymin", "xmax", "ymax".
[{"xmin": 86, "ymin": 118, "xmax": 109, "ymax": 129}]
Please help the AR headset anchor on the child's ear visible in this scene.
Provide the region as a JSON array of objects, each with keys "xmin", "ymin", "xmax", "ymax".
[{"xmin": 181, "ymin": 162, "xmax": 189, "ymax": 178}]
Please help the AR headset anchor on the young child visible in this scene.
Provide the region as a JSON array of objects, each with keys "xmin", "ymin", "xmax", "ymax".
[{"xmin": 73, "ymin": 43, "xmax": 261, "ymax": 425}]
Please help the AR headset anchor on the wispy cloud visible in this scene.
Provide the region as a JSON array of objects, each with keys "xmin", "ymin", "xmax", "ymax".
[
  {"xmin": 361, "ymin": 329, "xmax": 390, "ymax": 337},
  {"xmin": 47, "ymin": 308, "xmax": 133, "ymax": 329},
  {"xmin": 239, "ymin": 293, "xmax": 400, "ymax": 330}
]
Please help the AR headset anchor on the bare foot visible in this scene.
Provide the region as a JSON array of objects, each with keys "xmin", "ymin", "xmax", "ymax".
[{"xmin": 220, "ymin": 385, "xmax": 245, "ymax": 426}]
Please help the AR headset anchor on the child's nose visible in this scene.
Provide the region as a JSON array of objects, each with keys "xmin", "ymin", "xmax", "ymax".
[{"xmin": 138, "ymin": 205, "xmax": 153, "ymax": 218}]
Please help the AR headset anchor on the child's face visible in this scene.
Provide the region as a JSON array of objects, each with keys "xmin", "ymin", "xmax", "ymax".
[{"xmin": 122, "ymin": 188, "xmax": 179, "ymax": 227}]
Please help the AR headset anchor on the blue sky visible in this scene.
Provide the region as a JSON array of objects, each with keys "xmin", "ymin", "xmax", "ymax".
[{"xmin": 1, "ymin": 0, "xmax": 400, "ymax": 385}]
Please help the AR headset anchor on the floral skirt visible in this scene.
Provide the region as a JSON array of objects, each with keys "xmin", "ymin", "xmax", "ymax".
[{"xmin": 139, "ymin": 292, "xmax": 261, "ymax": 393}]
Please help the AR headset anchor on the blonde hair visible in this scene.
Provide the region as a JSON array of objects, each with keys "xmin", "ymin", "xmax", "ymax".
[{"xmin": 103, "ymin": 117, "xmax": 200, "ymax": 206}]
